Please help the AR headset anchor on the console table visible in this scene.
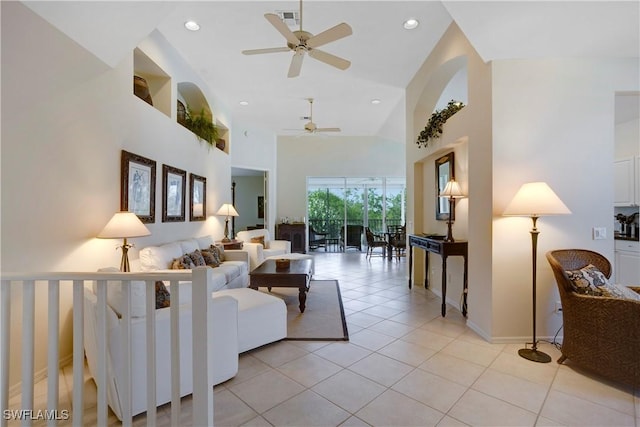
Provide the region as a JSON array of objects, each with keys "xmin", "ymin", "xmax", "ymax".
[{"xmin": 408, "ymin": 234, "xmax": 468, "ymax": 317}]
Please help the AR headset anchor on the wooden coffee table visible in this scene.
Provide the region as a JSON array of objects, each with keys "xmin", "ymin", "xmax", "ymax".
[{"xmin": 249, "ymin": 258, "xmax": 313, "ymax": 312}]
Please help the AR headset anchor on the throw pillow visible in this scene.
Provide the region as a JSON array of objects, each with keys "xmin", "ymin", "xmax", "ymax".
[
  {"xmin": 170, "ymin": 254, "xmax": 194, "ymax": 270},
  {"xmin": 602, "ymin": 282, "xmax": 640, "ymax": 301},
  {"xmin": 155, "ymin": 281, "xmax": 170, "ymax": 309},
  {"xmin": 215, "ymin": 243, "xmax": 226, "ymax": 261},
  {"xmin": 187, "ymin": 249, "xmax": 206, "ymax": 267},
  {"xmin": 200, "ymin": 249, "xmax": 220, "ymax": 267},
  {"xmin": 565, "ymin": 264, "xmax": 608, "ymax": 296},
  {"xmin": 250, "ymin": 236, "xmax": 265, "ymax": 247}
]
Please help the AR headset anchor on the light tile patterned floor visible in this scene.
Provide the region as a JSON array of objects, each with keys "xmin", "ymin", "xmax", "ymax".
[{"xmin": 9, "ymin": 252, "xmax": 639, "ymax": 426}]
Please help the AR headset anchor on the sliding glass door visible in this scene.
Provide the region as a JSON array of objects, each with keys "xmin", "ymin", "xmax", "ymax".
[{"xmin": 307, "ymin": 177, "xmax": 405, "ymax": 252}]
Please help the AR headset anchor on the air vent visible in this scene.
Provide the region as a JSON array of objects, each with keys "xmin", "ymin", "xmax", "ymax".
[{"xmin": 276, "ymin": 10, "xmax": 300, "ymax": 28}]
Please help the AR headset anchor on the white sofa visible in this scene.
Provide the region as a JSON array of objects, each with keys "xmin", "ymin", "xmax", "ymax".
[
  {"xmin": 83, "ymin": 235, "xmax": 287, "ymax": 420},
  {"xmin": 236, "ymin": 229, "xmax": 291, "ymax": 270}
]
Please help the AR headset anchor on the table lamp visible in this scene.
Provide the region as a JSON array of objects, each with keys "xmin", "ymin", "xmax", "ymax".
[
  {"xmin": 98, "ymin": 211, "xmax": 151, "ymax": 272},
  {"xmin": 439, "ymin": 179, "xmax": 465, "ymax": 242},
  {"xmin": 503, "ymin": 182, "xmax": 571, "ymax": 363},
  {"xmin": 216, "ymin": 203, "xmax": 239, "ymax": 242}
]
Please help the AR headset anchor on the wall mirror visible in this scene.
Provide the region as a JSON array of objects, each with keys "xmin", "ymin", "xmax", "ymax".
[{"xmin": 435, "ymin": 152, "xmax": 455, "ymax": 220}]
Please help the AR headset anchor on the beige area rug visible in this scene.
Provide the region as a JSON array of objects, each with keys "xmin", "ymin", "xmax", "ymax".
[{"xmin": 259, "ymin": 280, "xmax": 349, "ymax": 341}]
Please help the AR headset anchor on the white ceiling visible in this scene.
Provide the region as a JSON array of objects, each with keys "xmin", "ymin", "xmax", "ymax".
[{"xmin": 23, "ymin": 1, "xmax": 640, "ymax": 138}]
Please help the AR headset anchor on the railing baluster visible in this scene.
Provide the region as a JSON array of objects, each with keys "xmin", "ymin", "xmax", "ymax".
[
  {"xmin": 191, "ymin": 267, "xmax": 213, "ymax": 426},
  {"xmin": 46, "ymin": 280, "xmax": 60, "ymax": 427},
  {"xmin": 72, "ymin": 280, "xmax": 84, "ymax": 427},
  {"xmin": 0, "ymin": 280, "xmax": 11, "ymax": 427},
  {"xmin": 169, "ymin": 280, "xmax": 180, "ymax": 426},
  {"xmin": 145, "ymin": 280, "xmax": 157, "ymax": 426},
  {"xmin": 121, "ymin": 279, "xmax": 132, "ymax": 427},
  {"xmin": 21, "ymin": 280, "xmax": 35, "ymax": 427},
  {"xmin": 95, "ymin": 280, "xmax": 107, "ymax": 426}
]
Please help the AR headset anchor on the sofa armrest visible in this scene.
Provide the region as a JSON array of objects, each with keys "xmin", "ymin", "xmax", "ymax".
[
  {"xmin": 240, "ymin": 242, "xmax": 265, "ymax": 271},
  {"xmin": 268, "ymin": 240, "xmax": 291, "ymax": 253},
  {"xmin": 223, "ymin": 249, "xmax": 250, "ymax": 265}
]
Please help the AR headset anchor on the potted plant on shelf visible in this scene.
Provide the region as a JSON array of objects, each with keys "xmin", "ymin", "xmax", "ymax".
[{"xmin": 183, "ymin": 107, "xmax": 220, "ymax": 149}]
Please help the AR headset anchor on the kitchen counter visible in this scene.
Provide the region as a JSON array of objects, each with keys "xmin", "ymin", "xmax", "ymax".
[{"xmin": 614, "ymin": 234, "xmax": 639, "ymax": 242}]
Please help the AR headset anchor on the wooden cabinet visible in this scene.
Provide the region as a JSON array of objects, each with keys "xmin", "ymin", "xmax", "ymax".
[
  {"xmin": 277, "ymin": 223, "xmax": 306, "ymax": 253},
  {"xmin": 614, "ymin": 240, "xmax": 640, "ymax": 284},
  {"xmin": 614, "ymin": 157, "xmax": 638, "ymax": 207}
]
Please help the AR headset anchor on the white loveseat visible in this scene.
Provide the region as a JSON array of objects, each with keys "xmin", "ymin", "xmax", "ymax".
[
  {"xmin": 236, "ymin": 229, "xmax": 290, "ymax": 270},
  {"xmin": 83, "ymin": 235, "xmax": 286, "ymax": 420}
]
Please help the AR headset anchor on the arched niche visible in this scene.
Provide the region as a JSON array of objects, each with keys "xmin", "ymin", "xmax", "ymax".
[
  {"xmin": 414, "ymin": 55, "xmax": 468, "ymax": 138},
  {"xmin": 177, "ymin": 82, "xmax": 230, "ymax": 153}
]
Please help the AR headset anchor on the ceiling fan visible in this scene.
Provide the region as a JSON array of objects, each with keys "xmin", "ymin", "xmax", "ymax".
[
  {"xmin": 242, "ymin": 0, "xmax": 352, "ymax": 78},
  {"xmin": 291, "ymin": 98, "xmax": 341, "ymax": 134}
]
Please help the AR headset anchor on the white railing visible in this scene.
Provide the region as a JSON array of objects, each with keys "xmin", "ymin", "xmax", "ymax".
[{"xmin": 0, "ymin": 267, "xmax": 213, "ymax": 427}]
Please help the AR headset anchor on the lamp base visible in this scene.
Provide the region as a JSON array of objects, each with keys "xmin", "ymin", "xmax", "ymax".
[
  {"xmin": 221, "ymin": 237, "xmax": 231, "ymax": 243},
  {"xmin": 518, "ymin": 348, "xmax": 551, "ymax": 363}
]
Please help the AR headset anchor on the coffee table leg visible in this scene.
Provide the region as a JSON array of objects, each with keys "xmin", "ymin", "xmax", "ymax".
[{"xmin": 298, "ymin": 287, "xmax": 307, "ymax": 313}]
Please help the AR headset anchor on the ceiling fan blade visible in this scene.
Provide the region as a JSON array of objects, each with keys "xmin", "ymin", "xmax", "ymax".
[
  {"xmin": 306, "ymin": 23, "xmax": 352, "ymax": 49},
  {"xmin": 265, "ymin": 13, "xmax": 300, "ymax": 46},
  {"xmin": 316, "ymin": 127, "xmax": 341, "ymax": 132},
  {"xmin": 288, "ymin": 50, "xmax": 305, "ymax": 78},
  {"xmin": 308, "ymin": 49, "xmax": 351, "ymax": 70},
  {"xmin": 242, "ymin": 47, "xmax": 290, "ymax": 55}
]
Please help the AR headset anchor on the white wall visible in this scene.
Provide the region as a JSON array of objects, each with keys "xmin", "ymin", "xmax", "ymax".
[
  {"xmin": 1, "ymin": 3, "xmax": 234, "ymax": 389},
  {"xmin": 492, "ymin": 58, "xmax": 640, "ymax": 341},
  {"xmin": 276, "ymin": 136, "xmax": 406, "ymax": 222},
  {"xmin": 232, "ymin": 175, "xmax": 264, "ymax": 233}
]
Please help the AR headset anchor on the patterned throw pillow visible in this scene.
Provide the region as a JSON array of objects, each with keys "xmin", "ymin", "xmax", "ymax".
[
  {"xmin": 155, "ymin": 281, "xmax": 170, "ymax": 309},
  {"xmin": 565, "ymin": 264, "xmax": 608, "ymax": 296},
  {"xmin": 187, "ymin": 249, "xmax": 206, "ymax": 267},
  {"xmin": 250, "ymin": 236, "xmax": 265, "ymax": 247},
  {"xmin": 200, "ymin": 249, "xmax": 220, "ymax": 267},
  {"xmin": 215, "ymin": 244, "xmax": 226, "ymax": 262},
  {"xmin": 565, "ymin": 264, "xmax": 640, "ymax": 301},
  {"xmin": 170, "ymin": 254, "xmax": 194, "ymax": 270}
]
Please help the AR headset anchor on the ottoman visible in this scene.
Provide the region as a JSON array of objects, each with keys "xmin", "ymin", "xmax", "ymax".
[
  {"xmin": 213, "ymin": 288, "xmax": 287, "ymax": 353},
  {"xmin": 265, "ymin": 252, "xmax": 315, "ymax": 275}
]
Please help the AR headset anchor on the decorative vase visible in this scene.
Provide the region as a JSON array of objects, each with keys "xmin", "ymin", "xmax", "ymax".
[
  {"xmin": 216, "ymin": 138, "xmax": 226, "ymax": 151},
  {"xmin": 133, "ymin": 76, "xmax": 153, "ymax": 106}
]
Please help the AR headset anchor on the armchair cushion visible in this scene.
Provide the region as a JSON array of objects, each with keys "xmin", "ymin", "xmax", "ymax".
[{"xmin": 236, "ymin": 229, "xmax": 291, "ymax": 270}]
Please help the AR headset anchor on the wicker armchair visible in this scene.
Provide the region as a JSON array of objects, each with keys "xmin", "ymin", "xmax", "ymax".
[{"xmin": 546, "ymin": 249, "xmax": 640, "ymax": 388}]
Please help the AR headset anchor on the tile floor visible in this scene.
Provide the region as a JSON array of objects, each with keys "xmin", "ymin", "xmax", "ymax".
[{"xmin": 9, "ymin": 252, "xmax": 640, "ymax": 426}]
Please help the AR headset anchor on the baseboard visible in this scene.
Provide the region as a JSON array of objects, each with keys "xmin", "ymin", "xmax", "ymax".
[{"xmin": 8, "ymin": 353, "xmax": 73, "ymax": 398}]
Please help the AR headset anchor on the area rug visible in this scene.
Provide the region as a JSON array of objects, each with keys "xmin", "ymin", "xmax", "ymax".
[{"xmin": 259, "ymin": 280, "xmax": 349, "ymax": 341}]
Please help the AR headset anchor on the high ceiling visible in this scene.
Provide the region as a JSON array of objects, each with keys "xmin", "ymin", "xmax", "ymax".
[{"xmin": 23, "ymin": 1, "xmax": 640, "ymax": 138}]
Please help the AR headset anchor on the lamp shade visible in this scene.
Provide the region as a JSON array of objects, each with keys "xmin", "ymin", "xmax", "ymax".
[
  {"xmin": 440, "ymin": 180, "xmax": 465, "ymax": 198},
  {"xmin": 215, "ymin": 203, "xmax": 239, "ymax": 217},
  {"xmin": 98, "ymin": 211, "xmax": 151, "ymax": 239},
  {"xmin": 503, "ymin": 182, "xmax": 571, "ymax": 217}
]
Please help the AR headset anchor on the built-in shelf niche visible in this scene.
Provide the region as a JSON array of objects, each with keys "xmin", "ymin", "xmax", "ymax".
[
  {"xmin": 133, "ymin": 48, "xmax": 171, "ymax": 117},
  {"xmin": 177, "ymin": 81, "xmax": 229, "ymax": 154}
]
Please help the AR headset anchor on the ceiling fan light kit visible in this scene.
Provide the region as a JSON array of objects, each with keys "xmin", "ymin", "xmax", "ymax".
[{"xmin": 242, "ymin": 0, "xmax": 352, "ymax": 78}]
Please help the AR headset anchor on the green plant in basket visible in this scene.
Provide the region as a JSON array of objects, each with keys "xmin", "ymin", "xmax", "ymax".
[{"xmin": 184, "ymin": 107, "xmax": 219, "ymax": 148}]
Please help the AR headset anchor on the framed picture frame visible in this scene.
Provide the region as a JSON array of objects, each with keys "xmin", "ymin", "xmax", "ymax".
[
  {"xmin": 162, "ymin": 164, "xmax": 186, "ymax": 222},
  {"xmin": 121, "ymin": 150, "xmax": 156, "ymax": 223},
  {"xmin": 435, "ymin": 152, "xmax": 455, "ymax": 221},
  {"xmin": 258, "ymin": 196, "xmax": 264, "ymax": 219},
  {"xmin": 189, "ymin": 173, "xmax": 207, "ymax": 221}
]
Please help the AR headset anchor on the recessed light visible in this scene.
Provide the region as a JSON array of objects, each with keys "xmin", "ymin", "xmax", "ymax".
[
  {"xmin": 184, "ymin": 20, "xmax": 200, "ymax": 31},
  {"xmin": 239, "ymin": 101, "xmax": 249, "ymax": 106},
  {"xmin": 371, "ymin": 99, "xmax": 381, "ymax": 105},
  {"xmin": 403, "ymin": 18, "xmax": 419, "ymax": 30}
]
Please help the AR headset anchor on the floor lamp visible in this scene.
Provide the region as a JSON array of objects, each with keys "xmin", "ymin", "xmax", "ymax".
[
  {"xmin": 98, "ymin": 211, "xmax": 151, "ymax": 272},
  {"xmin": 503, "ymin": 182, "xmax": 571, "ymax": 363}
]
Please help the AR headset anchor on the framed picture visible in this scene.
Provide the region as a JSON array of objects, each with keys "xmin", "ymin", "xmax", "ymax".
[
  {"xmin": 435, "ymin": 152, "xmax": 455, "ymax": 221},
  {"xmin": 121, "ymin": 150, "xmax": 156, "ymax": 223},
  {"xmin": 258, "ymin": 196, "xmax": 264, "ymax": 219},
  {"xmin": 189, "ymin": 173, "xmax": 206, "ymax": 221},
  {"xmin": 162, "ymin": 164, "xmax": 186, "ymax": 222}
]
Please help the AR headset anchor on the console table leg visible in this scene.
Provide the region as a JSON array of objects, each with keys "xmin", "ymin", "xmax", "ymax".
[
  {"xmin": 408, "ymin": 247, "xmax": 413, "ymax": 289},
  {"xmin": 441, "ymin": 256, "xmax": 447, "ymax": 317},
  {"xmin": 462, "ymin": 255, "xmax": 468, "ymax": 317}
]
